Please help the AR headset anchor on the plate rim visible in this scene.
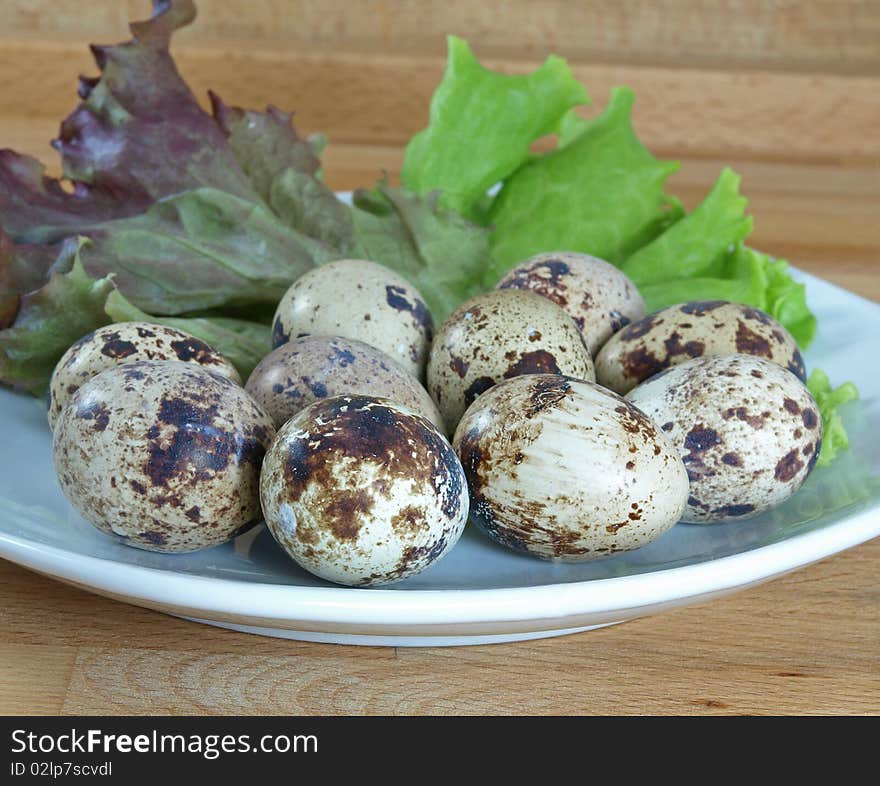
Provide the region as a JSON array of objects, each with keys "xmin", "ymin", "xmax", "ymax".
[{"xmin": 1, "ymin": 502, "xmax": 877, "ymax": 628}]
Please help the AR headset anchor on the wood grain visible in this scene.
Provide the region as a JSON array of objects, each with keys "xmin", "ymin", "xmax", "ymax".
[
  {"xmin": 0, "ymin": 0, "xmax": 878, "ymax": 716},
  {"xmin": 1, "ymin": 539, "xmax": 878, "ymax": 716},
  {"xmin": 3, "ymin": 0, "xmax": 879, "ymax": 74}
]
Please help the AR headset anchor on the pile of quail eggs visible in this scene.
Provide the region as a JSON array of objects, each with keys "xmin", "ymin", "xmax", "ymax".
[{"xmin": 50, "ymin": 252, "xmax": 822, "ymax": 586}]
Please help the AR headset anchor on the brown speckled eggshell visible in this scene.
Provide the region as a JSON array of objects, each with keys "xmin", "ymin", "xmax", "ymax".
[
  {"xmin": 595, "ymin": 300, "xmax": 807, "ymax": 395},
  {"xmin": 427, "ymin": 289, "xmax": 595, "ymax": 434},
  {"xmin": 496, "ymin": 251, "xmax": 645, "ymax": 356},
  {"xmin": 626, "ymin": 354, "xmax": 822, "ymax": 523},
  {"xmin": 245, "ymin": 335, "xmax": 442, "ymax": 431},
  {"xmin": 260, "ymin": 396, "xmax": 469, "ymax": 587},
  {"xmin": 52, "ymin": 361, "xmax": 275, "ymax": 553},
  {"xmin": 452, "ymin": 374, "xmax": 689, "ymax": 561},
  {"xmin": 48, "ymin": 322, "xmax": 241, "ymax": 429},
  {"xmin": 270, "ymin": 259, "xmax": 434, "ymax": 379}
]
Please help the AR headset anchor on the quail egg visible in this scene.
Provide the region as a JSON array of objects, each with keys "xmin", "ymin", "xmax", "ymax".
[
  {"xmin": 427, "ymin": 289, "xmax": 594, "ymax": 434},
  {"xmin": 245, "ymin": 335, "xmax": 442, "ymax": 430},
  {"xmin": 270, "ymin": 259, "xmax": 434, "ymax": 379},
  {"xmin": 48, "ymin": 321, "xmax": 241, "ymax": 429},
  {"xmin": 52, "ymin": 361, "xmax": 275, "ymax": 552},
  {"xmin": 260, "ymin": 396, "xmax": 469, "ymax": 587},
  {"xmin": 626, "ymin": 354, "xmax": 822, "ymax": 523},
  {"xmin": 496, "ymin": 251, "xmax": 645, "ymax": 355},
  {"xmin": 453, "ymin": 374, "xmax": 689, "ymax": 560},
  {"xmin": 595, "ymin": 300, "xmax": 807, "ymax": 395}
]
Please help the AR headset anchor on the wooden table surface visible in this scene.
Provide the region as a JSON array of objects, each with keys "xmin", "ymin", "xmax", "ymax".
[{"xmin": 1, "ymin": 0, "xmax": 878, "ymax": 715}]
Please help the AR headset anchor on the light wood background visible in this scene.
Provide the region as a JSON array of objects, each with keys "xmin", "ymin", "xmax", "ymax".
[{"xmin": 0, "ymin": 0, "xmax": 878, "ymax": 715}]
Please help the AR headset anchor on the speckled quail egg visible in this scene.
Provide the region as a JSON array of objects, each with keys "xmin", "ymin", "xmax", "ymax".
[
  {"xmin": 48, "ymin": 322, "xmax": 241, "ymax": 429},
  {"xmin": 427, "ymin": 289, "xmax": 595, "ymax": 434},
  {"xmin": 595, "ymin": 300, "xmax": 806, "ymax": 395},
  {"xmin": 245, "ymin": 335, "xmax": 443, "ymax": 430},
  {"xmin": 260, "ymin": 396, "xmax": 469, "ymax": 587},
  {"xmin": 452, "ymin": 374, "xmax": 689, "ymax": 561},
  {"xmin": 270, "ymin": 259, "xmax": 434, "ymax": 379},
  {"xmin": 626, "ymin": 354, "xmax": 822, "ymax": 523},
  {"xmin": 53, "ymin": 361, "xmax": 275, "ymax": 552},
  {"xmin": 496, "ymin": 251, "xmax": 646, "ymax": 356}
]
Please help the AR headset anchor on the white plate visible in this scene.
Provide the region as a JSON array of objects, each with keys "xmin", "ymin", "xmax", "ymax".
[{"xmin": 1, "ymin": 269, "xmax": 878, "ymax": 646}]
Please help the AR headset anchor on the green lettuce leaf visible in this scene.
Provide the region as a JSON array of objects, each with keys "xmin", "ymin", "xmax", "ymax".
[
  {"xmin": 351, "ymin": 182, "xmax": 492, "ymax": 320},
  {"xmin": 807, "ymin": 369, "xmax": 860, "ymax": 469},
  {"xmin": 0, "ymin": 240, "xmax": 114, "ymax": 395},
  {"xmin": 622, "ymin": 168, "xmax": 753, "ymax": 285},
  {"xmin": 401, "ymin": 36, "xmax": 588, "ymax": 221},
  {"xmin": 486, "ymin": 87, "xmax": 681, "ymax": 280},
  {"xmin": 210, "ymin": 94, "xmax": 357, "ymax": 253},
  {"xmin": 763, "ymin": 255, "xmax": 817, "ymax": 348},
  {"xmin": 77, "ymin": 187, "xmax": 337, "ymax": 316}
]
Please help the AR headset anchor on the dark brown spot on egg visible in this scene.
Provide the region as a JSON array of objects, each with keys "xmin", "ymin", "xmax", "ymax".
[
  {"xmin": 713, "ymin": 503, "xmax": 756, "ymax": 517},
  {"xmin": 774, "ymin": 450, "xmax": 804, "ymax": 482},
  {"xmin": 271, "ymin": 317, "xmax": 290, "ymax": 348},
  {"xmin": 498, "ymin": 260, "xmax": 572, "ymax": 311},
  {"xmin": 449, "ymin": 355, "xmax": 469, "ymax": 378},
  {"xmin": 76, "ymin": 400, "xmax": 111, "ymax": 432},
  {"xmin": 683, "ymin": 424, "xmax": 721, "ymax": 478},
  {"xmin": 170, "ymin": 337, "xmax": 221, "ymax": 365},
  {"xmin": 801, "ymin": 408, "xmax": 818, "ymax": 429},
  {"xmin": 385, "ymin": 285, "xmax": 434, "ymax": 338},
  {"xmin": 787, "ymin": 350, "xmax": 807, "ymax": 381},
  {"xmin": 464, "ymin": 376, "xmax": 496, "ymax": 407},
  {"xmin": 622, "ymin": 347, "xmax": 665, "ymax": 384},
  {"xmin": 526, "ymin": 376, "xmax": 572, "ymax": 418},
  {"xmin": 679, "ymin": 300, "xmax": 727, "ymax": 316},
  {"xmin": 136, "ymin": 326, "xmax": 156, "ymax": 338},
  {"xmin": 145, "ymin": 396, "xmax": 233, "ymax": 487},
  {"xmin": 806, "ymin": 438, "xmax": 822, "ymax": 472},
  {"xmin": 688, "ymin": 495, "xmax": 710, "ymax": 511},
  {"xmin": 100, "ymin": 333, "xmax": 137, "ymax": 359},
  {"xmin": 302, "ymin": 376, "xmax": 328, "ymax": 398},
  {"xmin": 663, "ymin": 332, "xmax": 705, "ymax": 361},
  {"xmin": 722, "ymin": 406, "xmax": 767, "ymax": 430},
  {"xmin": 783, "ymin": 397, "xmax": 800, "ymax": 415},
  {"xmin": 322, "ymin": 491, "xmax": 375, "ymax": 541},
  {"xmin": 751, "ymin": 369, "xmax": 764, "ymax": 379},
  {"xmin": 129, "ymin": 479, "xmax": 147, "ymax": 495},
  {"xmin": 139, "ymin": 530, "xmax": 167, "ymax": 546},
  {"xmin": 735, "ymin": 320, "xmax": 773, "ymax": 357},
  {"xmin": 619, "ymin": 313, "xmax": 661, "ymax": 341},
  {"xmin": 391, "ymin": 504, "xmax": 423, "ymax": 537},
  {"xmin": 721, "ymin": 452, "xmax": 742, "ymax": 467},
  {"xmin": 503, "ymin": 350, "xmax": 561, "ymax": 378},
  {"xmin": 742, "ymin": 307, "xmax": 773, "ymax": 326},
  {"xmin": 185, "ymin": 505, "xmax": 201, "ymax": 522}
]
